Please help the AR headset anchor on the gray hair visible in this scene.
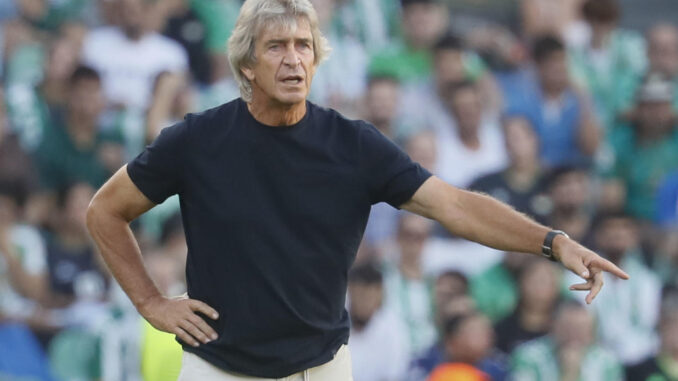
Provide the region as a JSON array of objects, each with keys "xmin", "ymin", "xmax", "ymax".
[{"xmin": 227, "ymin": 0, "xmax": 331, "ymax": 102}]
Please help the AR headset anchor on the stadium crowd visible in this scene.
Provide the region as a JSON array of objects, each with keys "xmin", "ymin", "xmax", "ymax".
[{"xmin": 0, "ymin": 0, "xmax": 678, "ymax": 380}]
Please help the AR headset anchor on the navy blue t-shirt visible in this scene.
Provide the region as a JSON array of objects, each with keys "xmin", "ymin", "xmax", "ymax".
[{"xmin": 127, "ymin": 98, "xmax": 432, "ymax": 377}]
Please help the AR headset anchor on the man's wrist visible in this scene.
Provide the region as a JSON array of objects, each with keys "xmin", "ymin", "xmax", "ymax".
[{"xmin": 542, "ymin": 230, "xmax": 569, "ymax": 262}]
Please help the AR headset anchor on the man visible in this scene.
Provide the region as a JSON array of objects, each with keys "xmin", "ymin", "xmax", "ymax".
[
  {"xmin": 347, "ymin": 262, "xmax": 410, "ymax": 381},
  {"xmin": 603, "ymin": 73, "xmax": 678, "ymax": 220},
  {"xmin": 509, "ymin": 35, "xmax": 600, "ymax": 168},
  {"xmin": 511, "ymin": 301, "xmax": 623, "ymax": 381},
  {"xmin": 81, "ymin": 0, "xmax": 188, "ymax": 110},
  {"xmin": 565, "ymin": 212, "xmax": 662, "ymax": 365},
  {"xmin": 86, "ymin": 0, "xmax": 629, "ymax": 379}
]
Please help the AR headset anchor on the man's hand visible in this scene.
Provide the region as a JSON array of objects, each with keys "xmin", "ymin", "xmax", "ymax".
[
  {"xmin": 554, "ymin": 235, "xmax": 630, "ymax": 304},
  {"xmin": 139, "ymin": 294, "xmax": 220, "ymax": 347}
]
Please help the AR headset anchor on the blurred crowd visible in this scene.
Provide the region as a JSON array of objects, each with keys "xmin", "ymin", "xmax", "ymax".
[{"xmin": 0, "ymin": 0, "xmax": 678, "ymax": 380}]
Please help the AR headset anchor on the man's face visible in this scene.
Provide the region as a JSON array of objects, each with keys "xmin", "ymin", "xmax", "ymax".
[
  {"xmin": 550, "ymin": 171, "xmax": 591, "ymax": 212},
  {"xmin": 553, "ymin": 307, "xmax": 594, "ymax": 348},
  {"xmin": 649, "ymin": 26, "xmax": 678, "ymax": 77},
  {"xmin": 434, "ymin": 50, "xmax": 466, "ymax": 91},
  {"xmin": 504, "ymin": 117, "xmax": 538, "ymax": 165},
  {"xmin": 449, "ymin": 87, "xmax": 482, "ymax": 134},
  {"xmin": 594, "ymin": 217, "xmax": 638, "ymax": 262},
  {"xmin": 119, "ymin": 0, "xmax": 147, "ymax": 38},
  {"xmin": 365, "ymin": 80, "xmax": 400, "ymax": 128},
  {"xmin": 538, "ymin": 52, "xmax": 569, "ymax": 93},
  {"xmin": 402, "ymin": 2, "xmax": 446, "ymax": 49},
  {"xmin": 242, "ymin": 18, "xmax": 316, "ymax": 106},
  {"xmin": 68, "ymin": 78, "xmax": 105, "ymax": 121},
  {"xmin": 348, "ymin": 282, "xmax": 382, "ymax": 326},
  {"xmin": 396, "ymin": 215, "xmax": 431, "ymax": 262},
  {"xmin": 637, "ymin": 101, "xmax": 675, "ymax": 135}
]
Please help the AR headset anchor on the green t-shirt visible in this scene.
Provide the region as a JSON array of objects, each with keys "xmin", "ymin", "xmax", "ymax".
[
  {"xmin": 470, "ymin": 263, "xmax": 518, "ymax": 323},
  {"xmin": 33, "ymin": 117, "xmax": 122, "ymax": 190},
  {"xmin": 569, "ymin": 30, "xmax": 647, "ymax": 131},
  {"xmin": 190, "ymin": 0, "xmax": 241, "ymax": 53},
  {"xmin": 604, "ymin": 125, "xmax": 678, "ymax": 220}
]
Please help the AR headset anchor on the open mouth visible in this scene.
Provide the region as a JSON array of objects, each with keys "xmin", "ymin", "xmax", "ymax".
[{"xmin": 281, "ymin": 75, "xmax": 304, "ymax": 85}]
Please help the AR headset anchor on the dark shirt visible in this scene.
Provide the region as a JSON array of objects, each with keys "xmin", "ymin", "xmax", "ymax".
[
  {"xmin": 626, "ymin": 356, "xmax": 677, "ymax": 381},
  {"xmin": 494, "ymin": 310, "xmax": 549, "ymax": 355},
  {"xmin": 127, "ymin": 98, "xmax": 432, "ymax": 377},
  {"xmin": 469, "ymin": 170, "xmax": 550, "ymax": 223}
]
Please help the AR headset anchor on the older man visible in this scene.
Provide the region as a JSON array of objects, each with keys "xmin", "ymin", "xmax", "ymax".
[{"xmin": 85, "ymin": 0, "xmax": 628, "ymax": 379}]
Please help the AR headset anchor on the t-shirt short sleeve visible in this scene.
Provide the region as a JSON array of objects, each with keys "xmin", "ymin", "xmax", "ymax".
[
  {"xmin": 127, "ymin": 121, "xmax": 187, "ymax": 204},
  {"xmin": 359, "ymin": 122, "xmax": 432, "ymax": 208}
]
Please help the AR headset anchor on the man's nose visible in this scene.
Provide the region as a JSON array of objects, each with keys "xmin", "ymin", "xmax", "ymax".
[{"xmin": 282, "ymin": 45, "xmax": 300, "ymax": 67}]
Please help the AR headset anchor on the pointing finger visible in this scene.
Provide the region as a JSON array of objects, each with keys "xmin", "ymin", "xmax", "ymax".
[{"xmin": 595, "ymin": 257, "xmax": 630, "ymax": 280}]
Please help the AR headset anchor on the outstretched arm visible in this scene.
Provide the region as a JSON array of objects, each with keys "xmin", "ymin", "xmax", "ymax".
[
  {"xmin": 86, "ymin": 166, "xmax": 219, "ymax": 346},
  {"xmin": 400, "ymin": 176, "xmax": 629, "ymax": 303}
]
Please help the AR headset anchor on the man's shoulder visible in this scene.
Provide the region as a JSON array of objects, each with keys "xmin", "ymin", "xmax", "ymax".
[
  {"xmin": 307, "ymin": 102, "xmax": 374, "ymax": 137},
  {"xmin": 184, "ymin": 98, "xmax": 241, "ymax": 127}
]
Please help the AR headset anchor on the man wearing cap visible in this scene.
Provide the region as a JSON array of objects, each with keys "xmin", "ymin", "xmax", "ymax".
[
  {"xmin": 86, "ymin": 0, "xmax": 629, "ymax": 379},
  {"xmin": 603, "ymin": 73, "xmax": 678, "ymax": 220}
]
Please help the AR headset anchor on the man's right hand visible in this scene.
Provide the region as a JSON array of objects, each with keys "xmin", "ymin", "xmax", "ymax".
[{"xmin": 139, "ymin": 294, "xmax": 220, "ymax": 347}]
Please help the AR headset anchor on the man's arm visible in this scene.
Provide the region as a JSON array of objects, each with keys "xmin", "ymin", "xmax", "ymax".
[
  {"xmin": 400, "ymin": 176, "xmax": 629, "ymax": 303},
  {"xmin": 86, "ymin": 166, "xmax": 219, "ymax": 346}
]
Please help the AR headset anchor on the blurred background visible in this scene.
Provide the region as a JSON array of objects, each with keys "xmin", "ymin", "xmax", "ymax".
[{"xmin": 0, "ymin": 0, "xmax": 677, "ymax": 380}]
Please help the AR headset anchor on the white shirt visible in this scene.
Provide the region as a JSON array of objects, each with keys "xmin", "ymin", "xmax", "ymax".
[
  {"xmin": 0, "ymin": 224, "xmax": 47, "ymax": 319},
  {"xmin": 564, "ymin": 253, "xmax": 661, "ymax": 365},
  {"xmin": 349, "ymin": 308, "xmax": 411, "ymax": 381},
  {"xmin": 82, "ymin": 27, "xmax": 188, "ymax": 109}
]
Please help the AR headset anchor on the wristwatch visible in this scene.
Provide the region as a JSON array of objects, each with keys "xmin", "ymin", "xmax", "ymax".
[{"xmin": 541, "ymin": 230, "xmax": 569, "ymax": 262}]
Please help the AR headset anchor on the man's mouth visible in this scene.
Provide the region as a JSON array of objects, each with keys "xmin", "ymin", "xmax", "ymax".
[{"xmin": 281, "ymin": 75, "xmax": 304, "ymax": 85}]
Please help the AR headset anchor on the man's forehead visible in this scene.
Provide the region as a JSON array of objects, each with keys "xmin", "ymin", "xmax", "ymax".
[{"xmin": 258, "ymin": 17, "xmax": 313, "ymax": 43}]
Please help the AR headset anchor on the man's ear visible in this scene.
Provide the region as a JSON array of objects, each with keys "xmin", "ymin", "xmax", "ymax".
[{"xmin": 241, "ymin": 66, "xmax": 255, "ymax": 82}]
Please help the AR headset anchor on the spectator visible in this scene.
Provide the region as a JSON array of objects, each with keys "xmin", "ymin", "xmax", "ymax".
[
  {"xmin": 511, "ymin": 300, "xmax": 623, "ymax": 381},
  {"xmin": 404, "ymin": 130, "xmax": 437, "ymax": 173},
  {"xmin": 646, "ymin": 23, "xmax": 678, "ymax": 110},
  {"xmin": 603, "ymin": 73, "xmax": 678, "ymax": 220},
  {"xmin": 368, "ymin": 0, "xmax": 448, "ymax": 84},
  {"xmin": 383, "ymin": 214, "xmax": 437, "ymax": 358},
  {"xmin": 399, "ymin": 33, "xmax": 502, "ymax": 138},
  {"xmin": 33, "ymin": 65, "xmax": 123, "ymax": 192},
  {"xmin": 0, "ymin": 179, "xmax": 48, "ymax": 322},
  {"xmin": 494, "ymin": 259, "xmax": 561, "ymax": 354},
  {"xmin": 159, "ymin": 0, "xmax": 215, "ymax": 86},
  {"xmin": 469, "ymin": 114, "xmax": 551, "ymax": 222},
  {"xmin": 545, "ymin": 165, "xmax": 595, "ymax": 244},
  {"xmin": 626, "ymin": 301, "xmax": 678, "ymax": 381},
  {"xmin": 430, "ymin": 312, "xmax": 508, "ymax": 381},
  {"xmin": 408, "ymin": 270, "xmax": 475, "ymax": 381},
  {"xmin": 567, "ymin": 212, "xmax": 662, "ymax": 365},
  {"xmin": 308, "ymin": 0, "xmax": 368, "ymax": 115},
  {"xmin": 509, "ymin": 35, "xmax": 600, "ymax": 168},
  {"xmin": 348, "ymin": 262, "xmax": 410, "ymax": 381},
  {"xmin": 569, "ymin": 0, "xmax": 646, "ymax": 130},
  {"xmin": 43, "ymin": 182, "xmax": 109, "ymax": 329},
  {"xmin": 81, "ymin": 0, "xmax": 188, "ymax": 110},
  {"xmin": 436, "ymin": 80, "xmax": 507, "ymax": 188},
  {"xmin": 330, "ymin": 0, "xmax": 401, "ymax": 52},
  {"xmin": 362, "ymin": 75, "xmax": 401, "ymax": 140},
  {"xmin": 521, "ymin": 0, "xmax": 589, "ymax": 47}
]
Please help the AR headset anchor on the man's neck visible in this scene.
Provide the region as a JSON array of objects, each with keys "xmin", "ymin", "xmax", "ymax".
[
  {"xmin": 399, "ymin": 259, "xmax": 422, "ymax": 280},
  {"xmin": 458, "ymin": 128, "xmax": 480, "ymax": 150},
  {"xmin": 247, "ymin": 97, "xmax": 307, "ymax": 127}
]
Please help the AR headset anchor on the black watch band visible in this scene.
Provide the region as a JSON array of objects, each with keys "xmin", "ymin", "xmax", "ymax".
[{"xmin": 542, "ymin": 230, "xmax": 568, "ymax": 262}]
